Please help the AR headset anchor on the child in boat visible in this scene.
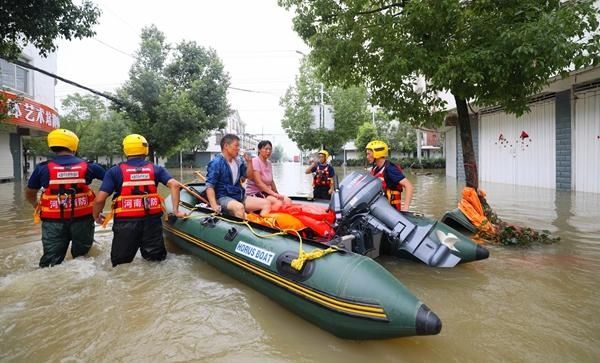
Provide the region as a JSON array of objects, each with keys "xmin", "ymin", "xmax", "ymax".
[{"xmin": 246, "ymin": 140, "xmax": 292, "ymax": 211}]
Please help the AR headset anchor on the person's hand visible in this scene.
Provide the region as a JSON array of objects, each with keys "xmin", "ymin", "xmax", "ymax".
[
  {"xmin": 94, "ymin": 213, "xmax": 105, "ymax": 225},
  {"xmin": 274, "ymin": 193, "xmax": 285, "ymax": 200},
  {"xmin": 242, "ymin": 152, "xmax": 252, "ymax": 163},
  {"xmin": 173, "ymin": 210, "xmax": 188, "ymax": 218},
  {"xmin": 211, "ymin": 204, "xmax": 222, "ymax": 214},
  {"xmin": 328, "ymin": 189, "xmax": 334, "ymax": 195}
]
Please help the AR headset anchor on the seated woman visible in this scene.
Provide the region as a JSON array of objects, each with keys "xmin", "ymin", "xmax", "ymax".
[{"xmin": 246, "ymin": 140, "xmax": 292, "ymax": 212}]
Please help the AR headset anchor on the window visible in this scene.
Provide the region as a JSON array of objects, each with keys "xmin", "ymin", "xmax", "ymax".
[{"xmin": 0, "ymin": 58, "xmax": 30, "ymax": 94}]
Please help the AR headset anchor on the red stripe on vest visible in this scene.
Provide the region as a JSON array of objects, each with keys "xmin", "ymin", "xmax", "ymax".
[
  {"xmin": 40, "ymin": 161, "xmax": 94, "ymax": 220},
  {"xmin": 313, "ymin": 164, "xmax": 332, "ymax": 187}
]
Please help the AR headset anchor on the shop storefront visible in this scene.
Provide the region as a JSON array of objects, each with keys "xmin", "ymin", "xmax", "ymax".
[{"xmin": 1, "ymin": 49, "xmax": 58, "ymax": 182}]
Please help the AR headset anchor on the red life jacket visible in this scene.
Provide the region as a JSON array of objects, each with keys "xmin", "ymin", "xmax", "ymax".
[
  {"xmin": 40, "ymin": 161, "xmax": 95, "ymax": 220},
  {"xmin": 370, "ymin": 161, "xmax": 403, "ymax": 211},
  {"xmin": 313, "ymin": 163, "xmax": 332, "ymax": 187},
  {"xmin": 113, "ymin": 162, "xmax": 163, "ymax": 218}
]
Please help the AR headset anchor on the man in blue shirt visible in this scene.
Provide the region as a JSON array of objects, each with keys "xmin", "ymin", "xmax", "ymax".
[
  {"xmin": 206, "ymin": 133, "xmax": 270, "ymax": 219},
  {"xmin": 93, "ymin": 134, "xmax": 185, "ymax": 267},
  {"xmin": 26, "ymin": 128, "xmax": 105, "ymax": 267}
]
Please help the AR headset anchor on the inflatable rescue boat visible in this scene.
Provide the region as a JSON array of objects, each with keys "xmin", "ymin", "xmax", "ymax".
[{"xmin": 164, "ymin": 184, "xmax": 442, "ymax": 339}]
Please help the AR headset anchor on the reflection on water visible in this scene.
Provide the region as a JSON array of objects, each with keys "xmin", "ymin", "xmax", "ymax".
[{"xmin": 1, "ymin": 163, "xmax": 599, "ymax": 362}]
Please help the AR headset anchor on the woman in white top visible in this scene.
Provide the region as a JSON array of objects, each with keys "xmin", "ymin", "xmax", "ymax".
[{"xmin": 245, "ymin": 140, "xmax": 292, "ymax": 211}]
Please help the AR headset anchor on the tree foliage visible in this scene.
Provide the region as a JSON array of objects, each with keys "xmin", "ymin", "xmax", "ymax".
[
  {"xmin": 280, "ymin": 0, "xmax": 599, "ymax": 120},
  {"xmin": 372, "ymin": 111, "xmax": 417, "ymax": 156},
  {"xmin": 354, "ymin": 122, "xmax": 379, "ymax": 157},
  {"xmin": 0, "ymin": 0, "xmax": 101, "ymax": 60},
  {"xmin": 118, "ymin": 25, "xmax": 231, "ymax": 156},
  {"xmin": 280, "ymin": 57, "xmax": 370, "ymax": 153}
]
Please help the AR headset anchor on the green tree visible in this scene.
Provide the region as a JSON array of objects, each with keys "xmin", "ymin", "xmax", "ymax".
[
  {"xmin": 0, "ymin": 0, "xmax": 101, "ymax": 60},
  {"xmin": 280, "ymin": 0, "xmax": 600, "ymax": 190},
  {"xmin": 354, "ymin": 122, "xmax": 380, "ymax": 158},
  {"xmin": 118, "ymin": 25, "xmax": 230, "ymax": 157},
  {"xmin": 271, "ymin": 144, "xmax": 284, "ymax": 163},
  {"xmin": 280, "ymin": 57, "xmax": 370, "ymax": 153},
  {"xmin": 372, "ymin": 111, "xmax": 418, "ymax": 156}
]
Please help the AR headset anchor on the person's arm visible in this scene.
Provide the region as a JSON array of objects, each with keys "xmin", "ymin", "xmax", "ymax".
[
  {"xmin": 399, "ymin": 178, "xmax": 413, "ymax": 212},
  {"xmin": 242, "ymin": 153, "xmax": 253, "ymax": 182},
  {"xmin": 88, "ymin": 163, "xmax": 106, "ymax": 181},
  {"xmin": 205, "ymin": 160, "xmax": 221, "ymax": 213},
  {"xmin": 206, "ymin": 187, "xmax": 221, "ymax": 213},
  {"xmin": 93, "ymin": 191, "xmax": 110, "ymax": 224},
  {"xmin": 328, "ymin": 166, "xmax": 335, "ymax": 194},
  {"xmin": 25, "ymin": 188, "xmax": 39, "ymax": 208},
  {"xmin": 305, "ymin": 161, "xmax": 316, "ymax": 174},
  {"xmin": 166, "ymin": 178, "xmax": 186, "ymax": 217}
]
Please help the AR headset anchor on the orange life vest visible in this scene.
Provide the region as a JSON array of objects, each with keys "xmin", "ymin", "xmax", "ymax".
[
  {"xmin": 370, "ymin": 161, "xmax": 403, "ymax": 211},
  {"xmin": 40, "ymin": 161, "xmax": 95, "ymax": 220},
  {"xmin": 313, "ymin": 164, "xmax": 332, "ymax": 187},
  {"xmin": 112, "ymin": 162, "xmax": 163, "ymax": 218}
]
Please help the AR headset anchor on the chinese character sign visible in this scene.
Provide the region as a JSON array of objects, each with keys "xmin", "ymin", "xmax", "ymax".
[{"xmin": 1, "ymin": 91, "xmax": 60, "ymax": 132}]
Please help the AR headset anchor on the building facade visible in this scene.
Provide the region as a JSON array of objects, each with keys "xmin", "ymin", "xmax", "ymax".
[
  {"xmin": 444, "ymin": 66, "xmax": 600, "ymax": 193},
  {"xmin": 1, "ymin": 45, "xmax": 59, "ymax": 182}
]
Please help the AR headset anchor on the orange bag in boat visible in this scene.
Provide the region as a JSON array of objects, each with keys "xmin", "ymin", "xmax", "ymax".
[
  {"xmin": 279, "ymin": 204, "xmax": 335, "ymax": 225},
  {"xmin": 295, "ymin": 214, "xmax": 335, "ymax": 239},
  {"xmin": 247, "ymin": 212, "xmax": 306, "ymax": 231},
  {"xmin": 458, "ymin": 187, "xmax": 494, "ymax": 233}
]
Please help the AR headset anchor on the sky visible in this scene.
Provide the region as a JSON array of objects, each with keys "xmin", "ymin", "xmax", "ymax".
[{"xmin": 55, "ymin": 0, "xmax": 309, "ymax": 155}]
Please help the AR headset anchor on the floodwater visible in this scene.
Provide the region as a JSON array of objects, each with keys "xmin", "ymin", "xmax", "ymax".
[{"xmin": 1, "ymin": 163, "xmax": 599, "ymax": 362}]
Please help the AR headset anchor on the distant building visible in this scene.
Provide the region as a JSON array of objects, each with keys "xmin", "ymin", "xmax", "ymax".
[
  {"xmin": 417, "ymin": 129, "xmax": 443, "ymax": 159},
  {"xmin": 1, "ymin": 45, "xmax": 59, "ymax": 182},
  {"xmin": 443, "ymin": 66, "xmax": 600, "ymax": 193}
]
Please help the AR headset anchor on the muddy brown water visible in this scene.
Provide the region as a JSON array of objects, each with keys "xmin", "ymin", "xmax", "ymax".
[{"xmin": 1, "ymin": 163, "xmax": 599, "ymax": 362}]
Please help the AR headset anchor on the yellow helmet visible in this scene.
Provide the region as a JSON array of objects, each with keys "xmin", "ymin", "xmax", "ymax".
[
  {"xmin": 47, "ymin": 128, "xmax": 79, "ymax": 152},
  {"xmin": 318, "ymin": 150, "xmax": 329, "ymax": 160},
  {"xmin": 365, "ymin": 140, "xmax": 389, "ymax": 159},
  {"xmin": 123, "ymin": 134, "xmax": 149, "ymax": 156}
]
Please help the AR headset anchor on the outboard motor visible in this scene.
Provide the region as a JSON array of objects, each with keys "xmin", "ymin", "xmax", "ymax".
[{"xmin": 332, "ymin": 171, "xmax": 461, "ymax": 267}]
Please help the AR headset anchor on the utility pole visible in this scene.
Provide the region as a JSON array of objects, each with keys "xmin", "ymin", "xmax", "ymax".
[{"xmin": 320, "ymin": 83, "xmax": 324, "ymax": 150}]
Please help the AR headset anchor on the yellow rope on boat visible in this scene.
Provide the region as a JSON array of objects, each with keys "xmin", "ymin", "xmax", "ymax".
[{"xmin": 286, "ymin": 229, "xmax": 339, "ymax": 271}]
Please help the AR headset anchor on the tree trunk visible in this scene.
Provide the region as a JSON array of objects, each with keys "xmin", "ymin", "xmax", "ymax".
[{"xmin": 454, "ymin": 95, "xmax": 479, "ymax": 189}]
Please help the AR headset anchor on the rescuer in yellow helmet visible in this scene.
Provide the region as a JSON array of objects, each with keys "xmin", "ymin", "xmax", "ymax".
[
  {"xmin": 93, "ymin": 134, "xmax": 186, "ymax": 267},
  {"xmin": 365, "ymin": 140, "xmax": 413, "ymax": 212},
  {"xmin": 305, "ymin": 149, "xmax": 336, "ymax": 200},
  {"xmin": 25, "ymin": 128, "xmax": 105, "ymax": 267}
]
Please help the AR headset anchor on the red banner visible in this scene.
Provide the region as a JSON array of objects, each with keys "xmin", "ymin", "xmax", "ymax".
[{"xmin": 1, "ymin": 91, "xmax": 59, "ymax": 132}]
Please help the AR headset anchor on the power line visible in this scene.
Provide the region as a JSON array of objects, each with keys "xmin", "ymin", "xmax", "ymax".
[
  {"xmin": 12, "ymin": 59, "xmax": 129, "ymax": 108},
  {"xmin": 93, "ymin": 38, "xmax": 136, "ymax": 59}
]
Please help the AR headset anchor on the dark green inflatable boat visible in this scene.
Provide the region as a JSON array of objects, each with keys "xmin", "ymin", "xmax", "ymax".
[{"xmin": 164, "ymin": 185, "xmax": 442, "ymax": 340}]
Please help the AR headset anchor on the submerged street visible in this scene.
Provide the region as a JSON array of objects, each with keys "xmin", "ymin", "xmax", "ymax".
[{"xmin": 1, "ymin": 163, "xmax": 599, "ymax": 362}]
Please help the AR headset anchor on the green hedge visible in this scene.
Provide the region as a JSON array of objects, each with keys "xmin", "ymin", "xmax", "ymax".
[{"xmin": 336, "ymin": 157, "xmax": 445, "ymax": 168}]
